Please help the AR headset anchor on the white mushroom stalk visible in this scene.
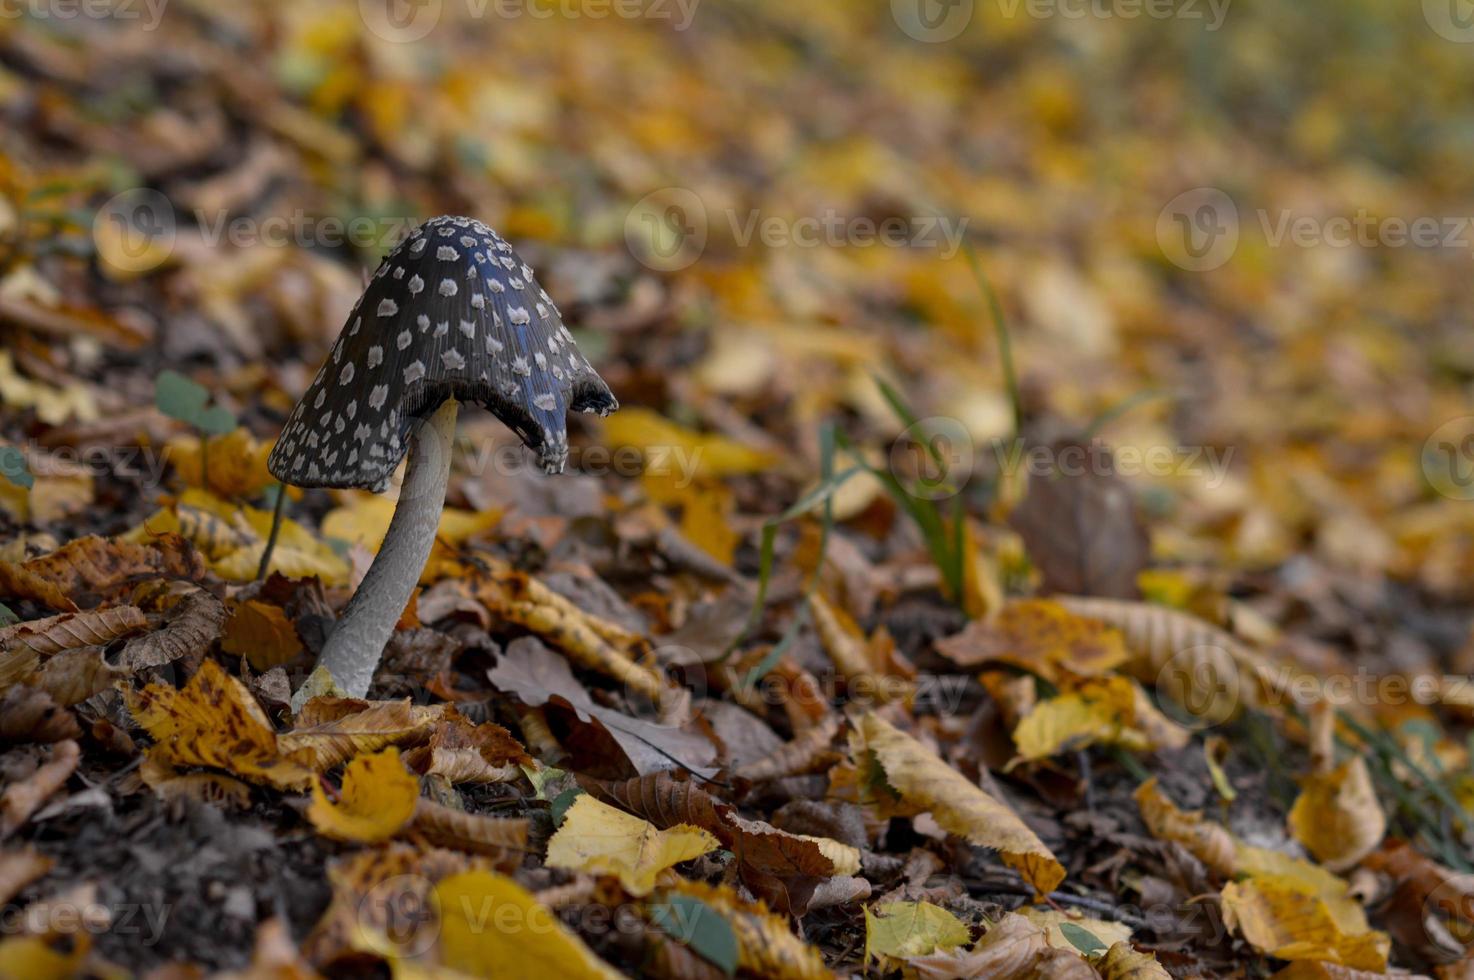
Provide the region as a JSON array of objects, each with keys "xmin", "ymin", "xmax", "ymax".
[
  {"xmin": 313, "ymin": 397, "xmax": 457, "ymax": 698},
  {"xmin": 267, "ymin": 216, "xmax": 617, "ymax": 701}
]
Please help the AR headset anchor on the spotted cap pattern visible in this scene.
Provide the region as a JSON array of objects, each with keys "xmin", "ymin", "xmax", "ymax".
[{"xmin": 268, "ymin": 216, "xmax": 618, "ymax": 491}]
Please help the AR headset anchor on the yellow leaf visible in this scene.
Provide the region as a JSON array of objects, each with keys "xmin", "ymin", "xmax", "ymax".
[
  {"xmin": 0, "ymin": 933, "xmax": 88, "ymax": 980},
  {"xmin": 1220, "ymin": 876, "xmax": 1389, "ymax": 971},
  {"xmin": 678, "ymin": 480, "xmax": 740, "ymax": 566},
  {"xmin": 864, "ymin": 901, "xmax": 970, "ymax": 962},
  {"xmin": 321, "ymin": 492, "xmax": 502, "ymax": 554},
  {"xmin": 1095, "ymin": 941, "xmax": 1172, "ymax": 979},
  {"xmin": 856, "ymin": 712, "xmax": 1065, "ymax": 896},
  {"xmin": 1012, "ymin": 676, "xmax": 1188, "ymax": 763},
  {"xmin": 1134, "ymin": 778, "xmax": 1237, "ymax": 878},
  {"xmin": 433, "ymin": 870, "xmax": 625, "ymax": 979},
  {"xmin": 1233, "ymin": 846, "xmax": 1372, "ymax": 937},
  {"xmin": 667, "ymin": 878, "xmax": 835, "ymax": 980},
  {"xmin": 307, "ymin": 746, "xmax": 419, "ymax": 843},
  {"xmin": 167, "ymin": 428, "xmax": 275, "ymax": 499},
  {"xmin": 220, "ymin": 600, "xmax": 304, "ymax": 671},
  {"xmin": 545, "ymin": 794, "xmax": 718, "ymax": 896},
  {"xmin": 124, "ymin": 659, "xmax": 315, "ymax": 791},
  {"xmin": 603, "ymin": 407, "xmax": 775, "ymax": 479},
  {"xmin": 935, "ymin": 599, "xmax": 1129, "ymax": 683},
  {"xmin": 1288, "ymin": 757, "xmax": 1386, "ymax": 872},
  {"xmin": 282, "ymin": 699, "xmax": 449, "ymax": 770}
]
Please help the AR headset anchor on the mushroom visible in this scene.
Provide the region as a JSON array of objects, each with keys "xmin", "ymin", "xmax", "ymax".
[{"xmin": 267, "ymin": 215, "xmax": 617, "ymax": 698}]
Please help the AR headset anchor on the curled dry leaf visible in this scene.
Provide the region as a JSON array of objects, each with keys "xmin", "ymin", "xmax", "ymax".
[
  {"xmin": 473, "ymin": 569, "xmax": 665, "ymax": 703},
  {"xmin": 809, "ymin": 593, "xmax": 913, "ymax": 701},
  {"xmin": 307, "ymin": 746, "xmax": 420, "ymax": 843},
  {"xmin": 1288, "ymin": 756, "xmax": 1386, "ymax": 872},
  {"xmin": 0, "ymin": 739, "xmax": 79, "ymax": 839},
  {"xmin": 0, "ymin": 846, "xmax": 52, "ymax": 906},
  {"xmin": 733, "ymin": 712, "xmax": 841, "ymax": 782},
  {"xmin": 406, "ymin": 798, "xmax": 530, "ymax": 862},
  {"xmin": 909, "ymin": 912, "xmax": 1051, "ymax": 980},
  {"xmin": 0, "ymin": 605, "xmax": 148, "ymax": 688},
  {"xmin": 1133, "ymin": 779, "xmax": 1237, "ymax": 879},
  {"xmin": 280, "ymin": 699, "xmax": 448, "ymax": 771},
  {"xmin": 545, "ymin": 794, "xmax": 718, "ymax": 896},
  {"xmin": 854, "ymin": 712, "xmax": 1066, "ymax": 896},
  {"xmin": 123, "ymin": 659, "xmax": 315, "ymax": 791},
  {"xmin": 0, "ymin": 533, "xmax": 205, "ymax": 611},
  {"xmin": 115, "ymin": 588, "xmax": 227, "ymax": 671},
  {"xmin": 401, "ymin": 715, "xmax": 531, "ymax": 784},
  {"xmin": 0, "ymin": 686, "xmax": 80, "ymax": 743},
  {"xmin": 138, "ymin": 755, "xmax": 252, "ymax": 810},
  {"xmin": 667, "ymin": 878, "xmax": 836, "ymax": 980}
]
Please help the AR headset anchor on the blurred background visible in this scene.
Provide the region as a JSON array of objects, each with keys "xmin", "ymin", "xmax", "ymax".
[{"xmin": 3, "ymin": 0, "xmax": 1474, "ymax": 599}]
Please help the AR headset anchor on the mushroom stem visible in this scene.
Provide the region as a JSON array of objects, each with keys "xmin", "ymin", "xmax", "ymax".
[{"xmin": 314, "ymin": 397, "xmax": 459, "ymax": 698}]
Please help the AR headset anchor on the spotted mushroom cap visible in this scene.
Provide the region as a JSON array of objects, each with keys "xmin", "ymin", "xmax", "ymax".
[{"xmin": 268, "ymin": 216, "xmax": 618, "ymax": 491}]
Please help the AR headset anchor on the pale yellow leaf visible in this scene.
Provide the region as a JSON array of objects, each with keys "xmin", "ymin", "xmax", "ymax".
[{"xmin": 545, "ymin": 794, "xmax": 718, "ymax": 896}]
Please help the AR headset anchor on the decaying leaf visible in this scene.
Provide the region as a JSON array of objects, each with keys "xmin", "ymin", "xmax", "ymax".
[
  {"xmin": 280, "ymin": 699, "xmax": 449, "ymax": 771},
  {"xmin": 115, "ymin": 588, "xmax": 227, "ymax": 671},
  {"xmin": 0, "ymin": 533, "xmax": 206, "ymax": 611},
  {"xmin": 401, "ymin": 715, "xmax": 530, "ymax": 784},
  {"xmin": 1094, "ymin": 941, "xmax": 1172, "ymax": 979},
  {"xmin": 124, "ymin": 658, "xmax": 315, "ymax": 791},
  {"xmin": 139, "ymin": 755, "xmax": 253, "ymax": 810},
  {"xmin": 406, "ymin": 798, "xmax": 530, "ymax": 862},
  {"xmin": 307, "ymin": 746, "xmax": 421, "ymax": 843},
  {"xmin": 0, "ymin": 605, "xmax": 148, "ymax": 688},
  {"xmin": 0, "ymin": 686, "xmax": 80, "ymax": 743},
  {"xmin": 1221, "ymin": 875, "xmax": 1390, "ymax": 971},
  {"xmin": 854, "ymin": 712, "xmax": 1065, "ymax": 896},
  {"xmin": 909, "ymin": 912, "xmax": 1050, "ymax": 980},
  {"xmin": 546, "ymin": 793, "xmax": 718, "ymax": 895},
  {"xmin": 733, "ymin": 713, "xmax": 841, "ymax": 782},
  {"xmin": 220, "ymin": 599, "xmax": 304, "ymax": 671},
  {"xmin": 0, "ymin": 846, "xmax": 52, "ymax": 906}
]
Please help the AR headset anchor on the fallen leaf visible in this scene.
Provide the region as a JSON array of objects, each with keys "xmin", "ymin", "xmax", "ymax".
[
  {"xmin": 936, "ymin": 599, "xmax": 1129, "ymax": 683},
  {"xmin": 667, "ymin": 878, "xmax": 836, "ymax": 980},
  {"xmin": 546, "ymin": 794, "xmax": 718, "ymax": 895},
  {"xmin": 909, "ymin": 912, "xmax": 1049, "ymax": 980},
  {"xmin": 307, "ymin": 746, "xmax": 420, "ymax": 843},
  {"xmin": 220, "ymin": 599, "xmax": 305, "ymax": 671},
  {"xmin": 1011, "ymin": 676, "xmax": 1188, "ymax": 763},
  {"xmin": 280, "ymin": 699, "xmax": 448, "ymax": 771},
  {"xmin": 1221, "ymin": 875, "xmax": 1389, "ymax": 970},
  {"xmin": 1289, "ymin": 756, "xmax": 1386, "ymax": 872},
  {"xmin": 1095, "ymin": 941, "xmax": 1172, "ymax": 979},
  {"xmin": 864, "ymin": 901, "xmax": 971, "ymax": 963},
  {"xmin": 0, "ymin": 533, "xmax": 206, "ymax": 611},
  {"xmin": 0, "ymin": 739, "xmax": 79, "ymax": 838},
  {"xmin": 1134, "ymin": 778, "xmax": 1236, "ymax": 878},
  {"xmin": 854, "ymin": 712, "xmax": 1065, "ymax": 896},
  {"xmin": 115, "ymin": 588, "xmax": 227, "ymax": 671}
]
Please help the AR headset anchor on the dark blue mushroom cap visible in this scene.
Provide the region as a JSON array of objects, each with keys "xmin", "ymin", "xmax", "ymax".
[{"xmin": 268, "ymin": 216, "xmax": 617, "ymax": 491}]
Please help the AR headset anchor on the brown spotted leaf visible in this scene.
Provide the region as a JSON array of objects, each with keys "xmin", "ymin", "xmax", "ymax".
[{"xmin": 0, "ymin": 534, "xmax": 206, "ymax": 611}]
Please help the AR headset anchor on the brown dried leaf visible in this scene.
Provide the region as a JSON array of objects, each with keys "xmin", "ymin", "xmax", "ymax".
[
  {"xmin": 1007, "ymin": 440, "xmax": 1149, "ymax": 599},
  {"xmin": 734, "ymin": 713, "xmax": 841, "ymax": 782},
  {"xmin": 279, "ymin": 700, "xmax": 449, "ymax": 771},
  {"xmin": 911, "ymin": 912, "xmax": 1050, "ymax": 980},
  {"xmin": 0, "ymin": 686, "xmax": 80, "ymax": 743},
  {"xmin": 488, "ymin": 637, "xmax": 716, "ymax": 777},
  {"xmin": 0, "ymin": 534, "xmax": 206, "ymax": 611},
  {"xmin": 935, "ymin": 599, "xmax": 1128, "ymax": 682},
  {"xmin": 220, "ymin": 599, "xmax": 304, "ymax": 671},
  {"xmin": 0, "ymin": 739, "xmax": 79, "ymax": 839},
  {"xmin": 401, "ymin": 716, "xmax": 530, "ymax": 784},
  {"xmin": 1095, "ymin": 942, "xmax": 1172, "ymax": 979},
  {"xmin": 0, "ymin": 846, "xmax": 52, "ymax": 907},
  {"xmin": 0, "ymin": 605, "xmax": 149, "ymax": 657},
  {"xmin": 139, "ymin": 755, "xmax": 252, "ymax": 810},
  {"xmin": 405, "ymin": 798, "xmax": 529, "ymax": 863},
  {"xmin": 116, "ymin": 588, "xmax": 227, "ymax": 671}
]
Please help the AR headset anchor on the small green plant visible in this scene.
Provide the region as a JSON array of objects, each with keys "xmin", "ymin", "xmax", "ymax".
[{"xmin": 155, "ymin": 369, "xmax": 237, "ymax": 490}]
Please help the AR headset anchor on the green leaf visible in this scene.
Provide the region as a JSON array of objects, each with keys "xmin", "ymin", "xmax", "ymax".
[
  {"xmin": 155, "ymin": 370, "xmax": 237, "ymax": 435},
  {"xmin": 864, "ymin": 901, "xmax": 970, "ymax": 961},
  {"xmin": 1059, "ymin": 921, "xmax": 1107, "ymax": 956},
  {"xmin": 0, "ymin": 602, "xmax": 16, "ymax": 626},
  {"xmin": 650, "ymin": 894, "xmax": 738, "ymax": 976},
  {"xmin": 0, "ymin": 446, "xmax": 34, "ymax": 490},
  {"xmin": 550, "ymin": 787, "xmax": 582, "ymax": 828}
]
